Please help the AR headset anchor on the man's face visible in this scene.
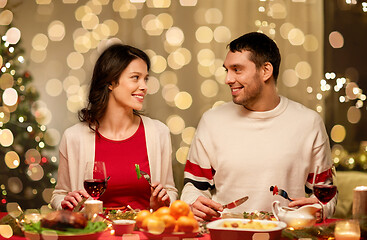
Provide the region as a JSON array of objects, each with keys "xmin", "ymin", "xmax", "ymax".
[{"xmin": 223, "ymin": 50, "xmax": 263, "ymax": 109}]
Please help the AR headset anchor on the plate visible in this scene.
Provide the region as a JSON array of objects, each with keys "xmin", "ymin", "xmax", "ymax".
[
  {"xmin": 207, "ymin": 218, "xmax": 287, "ymax": 240},
  {"xmin": 24, "ymin": 230, "xmax": 106, "ymax": 240},
  {"xmin": 139, "ymin": 230, "xmax": 199, "ymax": 240}
]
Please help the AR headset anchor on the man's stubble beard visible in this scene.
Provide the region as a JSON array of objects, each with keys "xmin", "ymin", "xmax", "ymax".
[{"xmin": 232, "ymin": 75, "xmax": 263, "ymax": 108}]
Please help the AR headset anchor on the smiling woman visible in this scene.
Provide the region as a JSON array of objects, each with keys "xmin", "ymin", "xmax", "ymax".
[{"xmin": 50, "ymin": 44, "xmax": 178, "ymax": 211}]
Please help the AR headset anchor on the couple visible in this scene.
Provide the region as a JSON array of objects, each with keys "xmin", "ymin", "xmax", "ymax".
[{"xmin": 51, "ymin": 32, "xmax": 337, "ymax": 221}]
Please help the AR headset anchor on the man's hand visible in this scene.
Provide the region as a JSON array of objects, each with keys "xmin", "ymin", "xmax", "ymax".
[
  {"xmin": 190, "ymin": 196, "xmax": 223, "ymax": 222},
  {"xmin": 288, "ymin": 197, "xmax": 323, "ymax": 222}
]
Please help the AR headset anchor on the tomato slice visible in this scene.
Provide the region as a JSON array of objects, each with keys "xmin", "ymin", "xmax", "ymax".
[{"xmin": 272, "ymin": 185, "xmax": 279, "ymax": 195}]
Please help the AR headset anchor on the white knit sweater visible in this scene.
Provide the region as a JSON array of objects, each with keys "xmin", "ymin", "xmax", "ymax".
[{"xmin": 181, "ymin": 96, "xmax": 336, "ymax": 217}]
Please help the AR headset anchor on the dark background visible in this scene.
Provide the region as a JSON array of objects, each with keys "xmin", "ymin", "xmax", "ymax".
[{"xmin": 324, "ymin": 0, "xmax": 367, "ymax": 152}]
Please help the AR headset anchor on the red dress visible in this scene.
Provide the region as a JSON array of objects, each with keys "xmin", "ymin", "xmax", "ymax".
[{"xmin": 95, "ymin": 120, "xmax": 151, "ymax": 210}]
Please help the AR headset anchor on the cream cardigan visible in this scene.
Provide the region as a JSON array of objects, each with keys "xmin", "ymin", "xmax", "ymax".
[{"xmin": 51, "ymin": 115, "xmax": 178, "ymax": 210}]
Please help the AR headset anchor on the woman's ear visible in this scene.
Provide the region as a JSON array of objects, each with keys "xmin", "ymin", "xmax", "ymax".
[
  {"xmin": 262, "ymin": 62, "xmax": 273, "ymax": 82},
  {"xmin": 108, "ymin": 83, "xmax": 113, "ymax": 91}
]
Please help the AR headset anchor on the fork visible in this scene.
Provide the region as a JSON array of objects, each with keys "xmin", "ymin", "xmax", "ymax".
[
  {"xmin": 270, "ymin": 186, "xmax": 293, "ymax": 201},
  {"xmin": 140, "ymin": 170, "xmax": 152, "ymax": 186}
]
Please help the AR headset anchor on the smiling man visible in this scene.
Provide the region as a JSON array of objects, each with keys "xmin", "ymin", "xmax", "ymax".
[{"xmin": 180, "ymin": 32, "xmax": 337, "ymax": 222}]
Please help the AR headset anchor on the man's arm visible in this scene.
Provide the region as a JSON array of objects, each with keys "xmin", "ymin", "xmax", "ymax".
[
  {"xmin": 180, "ymin": 117, "xmax": 222, "ymax": 221},
  {"xmin": 289, "ymin": 125, "xmax": 337, "ymax": 218}
]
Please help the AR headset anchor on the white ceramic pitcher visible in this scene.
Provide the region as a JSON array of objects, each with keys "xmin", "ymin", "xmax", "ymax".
[{"xmin": 272, "ymin": 200, "xmax": 322, "ymax": 228}]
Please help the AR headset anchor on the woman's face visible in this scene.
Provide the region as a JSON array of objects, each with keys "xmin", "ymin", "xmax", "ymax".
[{"xmin": 109, "ymin": 58, "xmax": 149, "ymax": 111}]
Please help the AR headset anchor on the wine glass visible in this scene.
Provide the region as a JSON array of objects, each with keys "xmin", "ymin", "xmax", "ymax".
[
  {"xmin": 312, "ymin": 166, "xmax": 337, "ymax": 222},
  {"xmin": 83, "ymin": 161, "xmax": 107, "ymax": 200}
]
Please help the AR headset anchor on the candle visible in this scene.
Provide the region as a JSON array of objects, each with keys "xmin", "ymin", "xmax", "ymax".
[
  {"xmin": 334, "ymin": 231, "xmax": 361, "ymax": 240},
  {"xmin": 353, "ymin": 186, "xmax": 367, "ymax": 218},
  {"xmin": 334, "ymin": 220, "xmax": 361, "ymax": 240},
  {"xmin": 83, "ymin": 199, "xmax": 103, "ymax": 219}
]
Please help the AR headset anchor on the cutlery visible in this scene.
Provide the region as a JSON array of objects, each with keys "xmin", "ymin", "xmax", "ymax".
[
  {"xmin": 73, "ymin": 196, "xmax": 88, "ymax": 212},
  {"xmin": 222, "ymin": 196, "xmax": 249, "ymax": 209},
  {"xmin": 140, "ymin": 170, "xmax": 153, "ymax": 187},
  {"xmin": 270, "ymin": 186, "xmax": 293, "ymax": 201}
]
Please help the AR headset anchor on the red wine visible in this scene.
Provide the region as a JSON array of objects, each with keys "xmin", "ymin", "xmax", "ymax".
[
  {"xmin": 84, "ymin": 179, "xmax": 107, "ymax": 200},
  {"xmin": 313, "ymin": 184, "xmax": 337, "ymax": 204}
]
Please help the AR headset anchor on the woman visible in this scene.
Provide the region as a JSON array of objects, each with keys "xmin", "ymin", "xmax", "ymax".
[{"xmin": 51, "ymin": 44, "xmax": 178, "ymax": 211}]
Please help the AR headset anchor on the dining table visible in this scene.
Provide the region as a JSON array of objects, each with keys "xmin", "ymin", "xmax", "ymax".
[{"xmin": 0, "ymin": 212, "xmax": 340, "ymax": 240}]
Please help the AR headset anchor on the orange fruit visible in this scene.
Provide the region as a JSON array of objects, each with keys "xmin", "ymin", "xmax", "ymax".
[
  {"xmin": 176, "ymin": 216, "xmax": 199, "ymax": 232},
  {"xmin": 160, "ymin": 214, "xmax": 176, "ymax": 233},
  {"xmin": 154, "ymin": 206, "xmax": 171, "ymax": 217},
  {"xmin": 135, "ymin": 210, "xmax": 151, "ymax": 229},
  {"xmin": 188, "ymin": 211, "xmax": 195, "ymax": 219},
  {"xmin": 142, "ymin": 216, "xmax": 165, "ymax": 234},
  {"xmin": 170, "ymin": 200, "xmax": 190, "ymax": 219}
]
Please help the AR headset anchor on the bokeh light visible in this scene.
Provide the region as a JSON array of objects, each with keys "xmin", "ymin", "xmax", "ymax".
[
  {"xmin": 32, "ymin": 33, "xmax": 49, "ymax": 51},
  {"xmin": 166, "ymin": 115, "xmax": 185, "ymax": 134},
  {"xmin": 48, "ymin": 20, "xmax": 65, "ymax": 41},
  {"xmin": 5, "ymin": 27, "xmax": 21, "ymax": 44},
  {"xmin": 0, "ymin": 129, "xmax": 14, "ymax": 147},
  {"xmin": 181, "ymin": 127, "xmax": 196, "ymax": 145},
  {"xmin": 45, "ymin": 78, "xmax": 63, "ymax": 97},
  {"xmin": 0, "ymin": 10, "xmax": 13, "ymax": 26},
  {"xmin": 331, "ymin": 125, "xmax": 346, "ymax": 143},
  {"xmin": 201, "ymin": 79, "xmax": 219, "ymax": 97},
  {"xmin": 174, "ymin": 91, "xmax": 192, "ymax": 110},
  {"xmin": 176, "ymin": 146, "xmax": 190, "ymax": 164},
  {"xmin": 27, "ymin": 164, "xmax": 44, "ymax": 181},
  {"xmin": 329, "ymin": 31, "xmax": 344, "ymax": 48},
  {"xmin": 5, "ymin": 151, "xmax": 20, "ymax": 169},
  {"xmin": 25, "ymin": 149, "xmax": 41, "ymax": 164}
]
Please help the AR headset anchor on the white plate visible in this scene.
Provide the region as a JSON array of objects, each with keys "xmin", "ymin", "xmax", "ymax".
[
  {"xmin": 139, "ymin": 229, "xmax": 199, "ymax": 240},
  {"xmin": 24, "ymin": 230, "xmax": 106, "ymax": 240},
  {"xmin": 207, "ymin": 218, "xmax": 287, "ymax": 240}
]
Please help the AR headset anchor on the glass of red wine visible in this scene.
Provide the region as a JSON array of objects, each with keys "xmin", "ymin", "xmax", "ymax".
[
  {"xmin": 84, "ymin": 161, "xmax": 107, "ymax": 200},
  {"xmin": 312, "ymin": 166, "xmax": 337, "ymax": 223}
]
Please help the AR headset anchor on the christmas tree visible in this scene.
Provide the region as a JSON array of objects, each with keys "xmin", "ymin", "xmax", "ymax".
[{"xmin": 0, "ymin": 23, "xmax": 57, "ymax": 212}]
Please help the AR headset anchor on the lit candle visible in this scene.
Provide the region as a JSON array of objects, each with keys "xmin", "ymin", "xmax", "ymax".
[
  {"xmin": 83, "ymin": 199, "xmax": 103, "ymax": 219},
  {"xmin": 334, "ymin": 220, "xmax": 361, "ymax": 240}
]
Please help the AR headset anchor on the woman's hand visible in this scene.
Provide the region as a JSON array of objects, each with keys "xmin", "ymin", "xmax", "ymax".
[
  {"xmin": 149, "ymin": 183, "xmax": 170, "ymax": 211},
  {"xmin": 61, "ymin": 190, "xmax": 90, "ymax": 210}
]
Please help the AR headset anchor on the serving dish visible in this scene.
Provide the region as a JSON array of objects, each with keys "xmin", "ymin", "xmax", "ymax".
[
  {"xmin": 207, "ymin": 218, "xmax": 287, "ymax": 240},
  {"xmin": 112, "ymin": 219, "xmax": 135, "ymax": 235},
  {"xmin": 139, "ymin": 230, "xmax": 199, "ymax": 240},
  {"xmin": 24, "ymin": 230, "xmax": 106, "ymax": 240}
]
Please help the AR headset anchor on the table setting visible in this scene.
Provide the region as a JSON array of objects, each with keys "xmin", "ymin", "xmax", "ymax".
[{"xmin": 1, "ymin": 167, "xmax": 366, "ymax": 240}]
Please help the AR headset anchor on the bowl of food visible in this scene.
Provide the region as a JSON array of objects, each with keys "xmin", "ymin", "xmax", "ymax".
[
  {"xmin": 207, "ymin": 218, "xmax": 287, "ymax": 240},
  {"xmin": 112, "ymin": 219, "xmax": 136, "ymax": 235}
]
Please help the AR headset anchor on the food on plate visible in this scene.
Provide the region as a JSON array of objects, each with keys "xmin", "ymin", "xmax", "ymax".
[
  {"xmin": 222, "ymin": 220, "xmax": 278, "ymax": 230},
  {"xmin": 23, "ymin": 210, "xmax": 107, "ymax": 235},
  {"xmin": 243, "ymin": 211, "xmax": 275, "ymax": 220},
  {"xmin": 105, "ymin": 208, "xmax": 137, "ymax": 220},
  {"xmin": 40, "ymin": 210, "xmax": 87, "ymax": 230},
  {"xmin": 136, "ymin": 200, "xmax": 199, "ymax": 234}
]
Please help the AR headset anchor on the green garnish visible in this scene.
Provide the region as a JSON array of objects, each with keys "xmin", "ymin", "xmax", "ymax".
[
  {"xmin": 135, "ymin": 164, "xmax": 142, "ymax": 179},
  {"xmin": 23, "ymin": 221, "xmax": 107, "ymax": 235}
]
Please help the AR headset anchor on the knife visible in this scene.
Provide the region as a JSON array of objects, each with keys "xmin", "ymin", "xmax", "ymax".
[{"xmin": 222, "ymin": 196, "xmax": 249, "ymax": 209}]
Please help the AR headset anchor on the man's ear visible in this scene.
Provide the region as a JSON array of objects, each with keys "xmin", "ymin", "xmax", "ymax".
[{"xmin": 262, "ymin": 62, "xmax": 273, "ymax": 82}]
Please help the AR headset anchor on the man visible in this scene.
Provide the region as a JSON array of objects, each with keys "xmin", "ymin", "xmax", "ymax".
[{"xmin": 180, "ymin": 32, "xmax": 336, "ymax": 221}]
